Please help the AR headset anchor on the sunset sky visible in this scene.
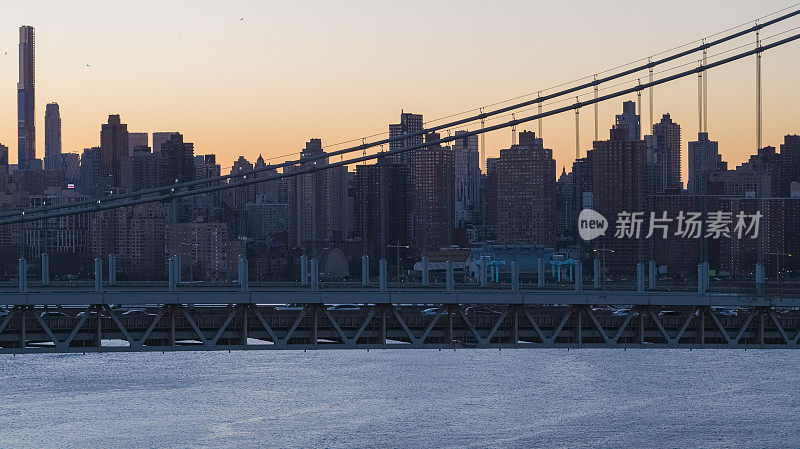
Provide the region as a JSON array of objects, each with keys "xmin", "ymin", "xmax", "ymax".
[{"xmin": 1, "ymin": 0, "xmax": 799, "ymax": 182}]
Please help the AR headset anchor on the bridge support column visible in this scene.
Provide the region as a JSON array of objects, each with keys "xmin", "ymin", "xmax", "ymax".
[
  {"xmin": 379, "ymin": 259, "xmax": 387, "ymax": 292},
  {"xmin": 361, "ymin": 255, "xmax": 370, "ymax": 286},
  {"xmin": 300, "ymin": 254, "xmax": 308, "ymax": 286},
  {"xmin": 239, "ymin": 255, "xmax": 249, "ymax": 293},
  {"xmin": 421, "ymin": 256, "xmax": 429, "ymax": 287},
  {"xmin": 648, "ymin": 260, "xmax": 656, "ymax": 290},
  {"xmin": 697, "ymin": 263, "xmax": 706, "ymax": 294},
  {"xmin": 511, "ymin": 261, "xmax": 519, "ymax": 293},
  {"xmin": 310, "ymin": 259, "xmax": 319, "ymax": 292},
  {"xmin": 593, "ymin": 258, "xmax": 600, "ymax": 289},
  {"xmin": 168, "ymin": 257, "xmax": 176, "ymax": 292},
  {"xmin": 18, "ymin": 258, "xmax": 27, "ymax": 293},
  {"xmin": 480, "ymin": 256, "xmax": 488, "ymax": 287},
  {"xmin": 755, "ymin": 263, "xmax": 765, "ymax": 296},
  {"xmin": 445, "ymin": 260, "xmax": 454, "ymax": 293},
  {"xmin": 175, "ymin": 253, "xmax": 182, "ymax": 284},
  {"xmin": 575, "ymin": 261, "xmax": 583, "ymax": 292},
  {"xmin": 94, "ymin": 258, "xmax": 103, "ymax": 293},
  {"xmin": 108, "ymin": 253, "xmax": 117, "ymax": 286},
  {"xmin": 636, "ymin": 262, "xmax": 645, "ymax": 294},
  {"xmin": 537, "ymin": 258, "xmax": 545, "ymax": 288},
  {"xmin": 41, "ymin": 253, "xmax": 49, "ymax": 286}
]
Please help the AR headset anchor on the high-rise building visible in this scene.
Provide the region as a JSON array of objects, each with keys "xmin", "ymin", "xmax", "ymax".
[
  {"xmin": 159, "ymin": 132, "xmax": 195, "ymax": 185},
  {"xmin": 614, "ymin": 100, "xmax": 640, "ymax": 142},
  {"xmin": 650, "ymin": 113, "xmax": 681, "ymax": 191},
  {"xmin": 286, "ymin": 139, "xmax": 349, "ymax": 251},
  {"xmin": 17, "ymin": 26, "xmax": 36, "ymax": 170},
  {"xmin": 687, "ymin": 132, "xmax": 725, "ymax": 195},
  {"xmin": 453, "ymin": 131, "xmax": 480, "ymax": 231},
  {"xmin": 484, "ymin": 157, "xmax": 499, "ymax": 241},
  {"xmin": 120, "ymin": 147, "xmax": 159, "ymax": 192},
  {"xmin": 79, "ymin": 147, "xmax": 102, "ymax": 198},
  {"xmin": 44, "ymin": 103, "xmax": 62, "ymax": 171},
  {"xmin": 128, "ymin": 132, "xmax": 149, "ymax": 156},
  {"xmin": 354, "ymin": 162, "xmax": 408, "ymax": 263},
  {"xmin": 0, "ymin": 143, "xmax": 8, "ymax": 171},
  {"xmin": 152, "ymin": 132, "xmax": 177, "ymax": 154},
  {"xmin": 410, "ymin": 132, "xmax": 454, "ymax": 256},
  {"xmin": 495, "ymin": 131, "xmax": 556, "ymax": 247},
  {"xmin": 0, "ymin": 143, "xmax": 8, "ymax": 192},
  {"xmin": 100, "ymin": 115, "xmax": 129, "ymax": 187},
  {"xmin": 591, "ymin": 102, "xmax": 649, "ymax": 273},
  {"xmin": 780, "ymin": 135, "xmax": 800, "ymax": 196},
  {"xmin": 388, "ymin": 112, "xmax": 424, "ymax": 166}
]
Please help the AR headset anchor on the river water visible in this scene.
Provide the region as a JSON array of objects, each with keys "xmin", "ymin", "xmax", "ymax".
[{"xmin": 1, "ymin": 349, "xmax": 798, "ymax": 448}]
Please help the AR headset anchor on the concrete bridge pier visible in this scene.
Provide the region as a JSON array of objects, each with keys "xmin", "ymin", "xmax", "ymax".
[
  {"xmin": 94, "ymin": 258, "xmax": 103, "ymax": 293},
  {"xmin": 537, "ymin": 258, "xmax": 545, "ymax": 288},
  {"xmin": 310, "ymin": 259, "xmax": 319, "ymax": 292},
  {"xmin": 238, "ymin": 255, "xmax": 250, "ymax": 293},
  {"xmin": 379, "ymin": 259, "xmax": 387, "ymax": 292},
  {"xmin": 593, "ymin": 259, "xmax": 601, "ymax": 289},
  {"xmin": 18, "ymin": 258, "xmax": 27, "ymax": 293},
  {"xmin": 41, "ymin": 253, "xmax": 49, "ymax": 286},
  {"xmin": 636, "ymin": 262, "xmax": 645, "ymax": 293},
  {"xmin": 445, "ymin": 260, "xmax": 454, "ymax": 292},
  {"xmin": 511, "ymin": 261, "xmax": 519, "ymax": 293},
  {"xmin": 648, "ymin": 260, "xmax": 656, "ymax": 289},
  {"xmin": 300, "ymin": 254, "xmax": 308, "ymax": 286},
  {"xmin": 362, "ymin": 255, "xmax": 370, "ymax": 286},
  {"xmin": 421, "ymin": 256, "xmax": 429, "ymax": 287},
  {"xmin": 108, "ymin": 253, "xmax": 117, "ymax": 286},
  {"xmin": 756, "ymin": 263, "xmax": 765, "ymax": 296}
]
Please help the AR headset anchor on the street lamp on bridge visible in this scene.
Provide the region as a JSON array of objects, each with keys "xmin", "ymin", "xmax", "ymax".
[
  {"xmin": 593, "ymin": 248, "xmax": 614, "ymax": 288},
  {"xmin": 387, "ymin": 240, "xmax": 410, "ymax": 281},
  {"xmin": 765, "ymin": 252, "xmax": 792, "ymax": 288}
]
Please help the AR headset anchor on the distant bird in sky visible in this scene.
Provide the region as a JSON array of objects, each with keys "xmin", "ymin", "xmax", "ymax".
[
  {"xmin": 85, "ymin": 64, "xmax": 91, "ymax": 68},
  {"xmin": 240, "ymin": 17, "xmax": 244, "ymax": 21}
]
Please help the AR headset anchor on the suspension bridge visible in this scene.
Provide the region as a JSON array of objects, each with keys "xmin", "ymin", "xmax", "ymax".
[{"xmin": 2, "ymin": 8, "xmax": 800, "ymax": 353}]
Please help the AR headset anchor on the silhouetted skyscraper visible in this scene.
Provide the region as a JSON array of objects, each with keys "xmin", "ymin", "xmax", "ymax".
[
  {"xmin": 411, "ymin": 132, "xmax": 454, "ymax": 256},
  {"xmin": 159, "ymin": 132, "xmax": 195, "ymax": 184},
  {"xmin": 388, "ymin": 112, "xmax": 423, "ymax": 166},
  {"xmin": 152, "ymin": 132, "xmax": 177, "ymax": 154},
  {"xmin": 688, "ymin": 132, "xmax": 725, "ymax": 195},
  {"xmin": 650, "ymin": 113, "xmax": 681, "ymax": 191},
  {"xmin": 496, "ymin": 131, "xmax": 556, "ymax": 246},
  {"xmin": 592, "ymin": 103, "xmax": 649, "ymax": 273},
  {"xmin": 100, "ymin": 115, "xmax": 129, "ymax": 187},
  {"xmin": 128, "ymin": 132, "xmax": 148, "ymax": 156},
  {"xmin": 453, "ymin": 131, "xmax": 480, "ymax": 232},
  {"xmin": 44, "ymin": 103, "xmax": 62, "ymax": 171},
  {"xmin": 614, "ymin": 100, "xmax": 640, "ymax": 141},
  {"xmin": 17, "ymin": 26, "xmax": 36, "ymax": 170}
]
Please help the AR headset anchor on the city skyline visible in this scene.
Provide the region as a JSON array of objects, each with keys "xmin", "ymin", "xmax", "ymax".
[{"xmin": 1, "ymin": 1, "xmax": 800, "ymax": 181}]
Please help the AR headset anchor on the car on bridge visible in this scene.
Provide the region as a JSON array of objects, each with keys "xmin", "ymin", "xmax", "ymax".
[
  {"xmin": 275, "ymin": 304, "xmax": 305, "ymax": 311},
  {"xmin": 326, "ymin": 304, "xmax": 361, "ymax": 311},
  {"xmin": 421, "ymin": 308, "xmax": 448, "ymax": 316},
  {"xmin": 121, "ymin": 309, "xmax": 156, "ymax": 318},
  {"xmin": 40, "ymin": 311, "xmax": 68, "ymax": 319}
]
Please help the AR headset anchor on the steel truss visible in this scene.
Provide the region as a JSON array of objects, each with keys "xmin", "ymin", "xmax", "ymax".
[{"xmin": 2, "ymin": 304, "xmax": 799, "ymax": 354}]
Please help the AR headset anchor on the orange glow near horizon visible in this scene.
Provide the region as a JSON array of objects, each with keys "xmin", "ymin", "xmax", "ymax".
[{"xmin": 1, "ymin": 0, "xmax": 799, "ymax": 183}]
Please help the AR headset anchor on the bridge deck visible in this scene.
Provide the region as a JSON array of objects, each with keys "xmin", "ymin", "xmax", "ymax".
[{"xmin": 1, "ymin": 302, "xmax": 799, "ymax": 354}]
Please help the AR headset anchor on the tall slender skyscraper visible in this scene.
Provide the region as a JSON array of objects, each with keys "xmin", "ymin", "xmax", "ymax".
[
  {"xmin": 44, "ymin": 103, "xmax": 62, "ymax": 171},
  {"xmin": 651, "ymin": 114, "xmax": 682, "ymax": 191},
  {"xmin": 100, "ymin": 115, "xmax": 129, "ymax": 187},
  {"xmin": 17, "ymin": 26, "xmax": 36, "ymax": 170}
]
